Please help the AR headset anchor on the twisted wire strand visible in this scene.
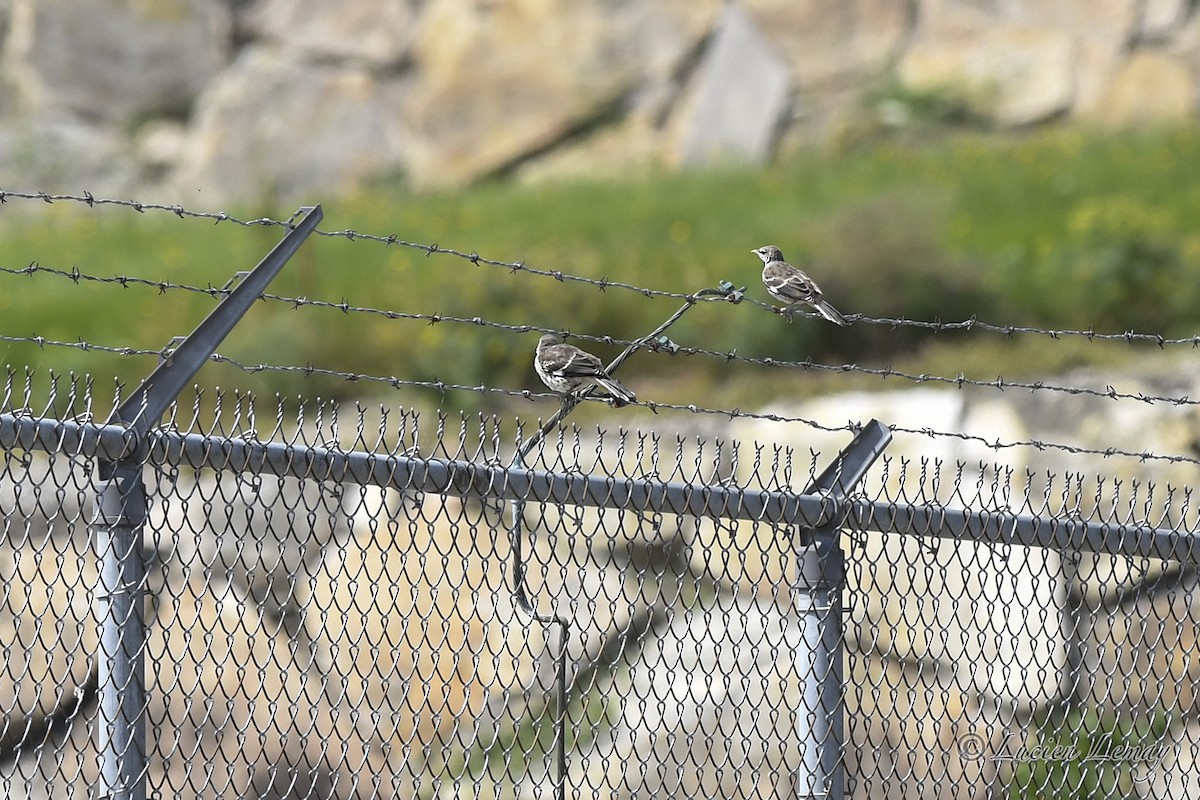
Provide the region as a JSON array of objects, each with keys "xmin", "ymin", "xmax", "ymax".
[
  {"xmin": 3, "ymin": 261, "xmax": 1194, "ymax": 409},
  {"xmin": 3, "ymin": 189, "xmax": 1197, "ymax": 346},
  {"xmin": 3, "ymin": 331, "xmax": 1199, "ymax": 468}
]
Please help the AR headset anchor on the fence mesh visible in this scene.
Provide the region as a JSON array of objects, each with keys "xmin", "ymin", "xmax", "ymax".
[
  {"xmin": 1, "ymin": 371, "xmax": 1199, "ymax": 800},
  {"xmin": 3, "ymin": 189, "xmax": 1200, "ymax": 800}
]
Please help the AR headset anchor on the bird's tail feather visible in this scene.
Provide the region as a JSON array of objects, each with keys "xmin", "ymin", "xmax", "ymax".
[
  {"xmin": 815, "ymin": 300, "xmax": 849, "ymax": 327},
  {"xmin": 594, "ymin": 377, "xmax": 637, "ymax": 407}
]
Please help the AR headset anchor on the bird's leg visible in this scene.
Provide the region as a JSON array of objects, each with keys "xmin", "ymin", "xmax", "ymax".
[{"xmin": 772, "ymin": 305, "xmax": 795, "ymax": 323}]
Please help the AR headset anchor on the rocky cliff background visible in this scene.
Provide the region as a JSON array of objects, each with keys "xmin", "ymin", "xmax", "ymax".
[{"xmin": 3, "ymin": 0, "xmax": 1200, "ymax": 203}]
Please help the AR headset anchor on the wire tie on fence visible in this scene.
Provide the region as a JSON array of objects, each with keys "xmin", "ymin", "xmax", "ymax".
[
  {"xmin": 157, "ymin": 336, "xmax": 187, "ymax": 367},
  {"xmin": 94, "ymin": 577, "xmax": 147, "ymax": 601},
  {"xmin": 652, "ymin": 335, "xmax": 680, "ymax": 354},
  {"xmin": 155, "ymin": 463, "xmax": 180, "ymax": 487},
  {"xmin": 698, "ymin": 279, "xmax": 747, "ymax": 304},
  {"xmin": 219, "ymin": 271, "xmax": 251, "ymax": 293},
  {"xmin": 237, "ymin": 473, "xmax": 263, "ymax": 501}
]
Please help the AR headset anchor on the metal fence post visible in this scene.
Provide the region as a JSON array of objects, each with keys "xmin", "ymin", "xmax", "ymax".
[
  {"xmin": 92, "ymin": 205, "xmax": 322, "ymax": 800},
  {"xmin": 94, "ymin": 460, "xmax": 149, "ymax": 800},
  {"xmin": 794, "ymin": 420, "xmax": 890, "ymax": 800}
]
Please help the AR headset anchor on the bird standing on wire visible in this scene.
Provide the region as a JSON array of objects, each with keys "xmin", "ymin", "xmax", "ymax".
[
  {"xmin": 534, "ymin": 334, "xmax": 637, "ymax": 407},
  {"xmin": 752, "ymin": 245, "xmax": 848, "ymax": 326}
]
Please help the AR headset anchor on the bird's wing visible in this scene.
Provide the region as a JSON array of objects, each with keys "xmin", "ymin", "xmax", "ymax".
[
  {"xmin": 543, "ymin": 344, "xmax": 606, "ymax": 378},
  {"xmin": 764, "ymin": 263, "xmax": 820, "ymax": 304}
]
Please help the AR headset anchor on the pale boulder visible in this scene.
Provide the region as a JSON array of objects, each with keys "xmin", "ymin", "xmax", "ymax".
[
  {"xmin": 1138, "ymin": 0, "xmax": 1188, "ymax": 41},
  {"xmin": 243, "ymin": 0, "xmax": 420, "ymax": 65},
  {"xmin": 405, "ymin": 0, "xmax": 719, "ymax": 186},
  {"xmin": 1089, "ymin": 50, "xmax": 1198, "ymax": 126},
  {"xmin": 3, "ymin": 0, "xmax": 232, "ymax": 123},
  {"xmin": 169, "ymin": 45, "xmax": 413, "ymax": 202},
  {"xmin": 0, "ymin": 114, "xmax": 137, "ymax": 195},
  {"xmin": 743, "ymin": 0, "xmax": 911, "ymax": 87},
  {"xmin": 675, "ymin": 1, "xmax": 791, "ymax": 166},
  {"xmin": 899, "ymin": 24, "xmax": 1076, "ymax": 125},
  {"xmin": 1018, "ymin": 0, "xmax": 1139, "ymax": 114}
]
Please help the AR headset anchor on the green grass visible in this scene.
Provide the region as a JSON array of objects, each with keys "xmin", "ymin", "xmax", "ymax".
[{"xmin": 4, "ymin": 125, "xmax": 1200, "ymax": 413}]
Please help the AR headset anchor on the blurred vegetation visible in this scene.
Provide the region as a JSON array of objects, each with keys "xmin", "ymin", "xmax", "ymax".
[
  {"xmin": 3, "ymin": 125, "xmax": 1200, "ymax": 413},
  {"xmin": 1006, "ymin": 707, "xmax": 1171, "ymax": 799}
]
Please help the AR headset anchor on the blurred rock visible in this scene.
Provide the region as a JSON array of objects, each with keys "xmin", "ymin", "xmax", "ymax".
[
  {"xmin": 899, "ymin": 25, "xmax": 1076, "ymax": 125},
  {"xmin": 847, "ymin": 657, "xmax": 1007, "ymax": 799},
  {"xmin": 3, "ymin": 0, "xmax": 232, "ymax": 124},
  {"xmin": 0, "ymin": 114, "xmax": 137, "ymax": 193},
  {"xmin": 0, "ymin": 0, "xmax": 1199, "ymax": 196},
  {"xmin": 404, "ymin": 0, "xmax": 718, "ymax": 186},
  {"xmin": 148, "ymin": 574, "xmax": 402, "ymax": 800},
  {"xmin": 560, "ymin": 593, "xmax": 1009, "ymax": 799},
  {"xmin": 513, "ymin": 114, "xmax": 667, "ymax": 183},
  {"xmin": 909, "ymin": 0, "xmax": 1139, "ymax": 119},
  {"xmin": 744, "ymin": 0, "xmax": 911, "ymax": 87},
  {"xmin": 1085, "ymin": 570, "xmax": 1200, "ymax": 716},
  {"xmin": 1091, "ymin": 49, "xmax": 1197, "ymax": 126},
  {"xmin": 169, "ymin": 44, "xmax": 413, "ymax": 202},
  {"xmin": 564, "ymin": 593, "xmax": 805, "ymax": 798},
  {"xmin": 1026, "ymin": 0, "xmax": 1140, "ymax": 115},
  {"xmin": 916, "ymin": 0, "xmax": 1006, "ymax": 34},
  {"xmin": 1138, "ymin": 0, "xmax": 1188, "ymax": 41},
  {"xmin": 1012, "ymin": 0, "xmax": 1139, "ymax": 48},
  {"xmin": 675, "ymin": 2, "xmax": 790, "ymax": 166},
  {"xmin": 135, "ymin": 118, "xmax": 188, "ymax": 175},
  {"xmin": 727, "ymin": 389, "xmax": 1067, "ymax": 709},
  {"xmin": 243, "ymin": 0, "xmax": 420, "ymax": 65}
]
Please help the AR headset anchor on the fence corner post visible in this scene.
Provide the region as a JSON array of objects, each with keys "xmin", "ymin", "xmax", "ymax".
[{"xmin": 91, "ymin": 205, "xmax": 321, "ymax": 800}]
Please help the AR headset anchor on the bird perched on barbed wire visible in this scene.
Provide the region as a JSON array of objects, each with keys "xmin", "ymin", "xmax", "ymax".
[
  {"xmin": 534, "ymin": 334, "xmax": 637, "ymax": 407},
  {"xmin": 752, "ymin": 245, "xmax": 848, "ymax": 326}
]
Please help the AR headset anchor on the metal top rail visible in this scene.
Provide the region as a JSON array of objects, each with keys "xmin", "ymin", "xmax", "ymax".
[{"xmin": 3, "ymin": 411, "xmax": 1197, "ymax": 564}]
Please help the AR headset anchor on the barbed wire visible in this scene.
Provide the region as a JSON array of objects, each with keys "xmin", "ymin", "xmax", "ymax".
[
  {"xmin": 4, "ymin": 261, "xmax": 1197, "ymax": 411},
  {"xmin": 0, "ymin": 332, "xmax": 561, "ymax": 404},
  {"xmin": 5, "ymin": 331, "xmax": 1200, "ymax": 469},
  {"xmin": 0, "ymin": 189, "xmax": 701, "ymax": 302},
  {"xmin": 4, "ymin": 188, "xmax": 1200, "ymax": 346}
]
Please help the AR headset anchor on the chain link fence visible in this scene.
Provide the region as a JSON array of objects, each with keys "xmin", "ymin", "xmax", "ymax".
[
  {"xmin": 2, "ymin": 372, "xmax": 1199, "ymax": 799},
  {"xmin": 1, "ymin": 194, "xmax": 1199, "ymax": 800}
]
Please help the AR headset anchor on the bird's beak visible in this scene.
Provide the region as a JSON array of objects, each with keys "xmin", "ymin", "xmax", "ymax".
[{"xmin": 749, "ymin": 249, "xmax": 757, "ymax": 255}]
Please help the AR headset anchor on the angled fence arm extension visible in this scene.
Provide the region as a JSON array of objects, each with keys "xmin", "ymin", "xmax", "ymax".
[
  {"xmin": 110, "ymin": 206, "xmax": 324, "ymax": 431},
  {"xmin": 794, "ymin": 419, "xmax": 891, "ymax": 800},
  {"xmin": 93, "ymin": 205, "xmax": 322, "ymax": 800}
]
